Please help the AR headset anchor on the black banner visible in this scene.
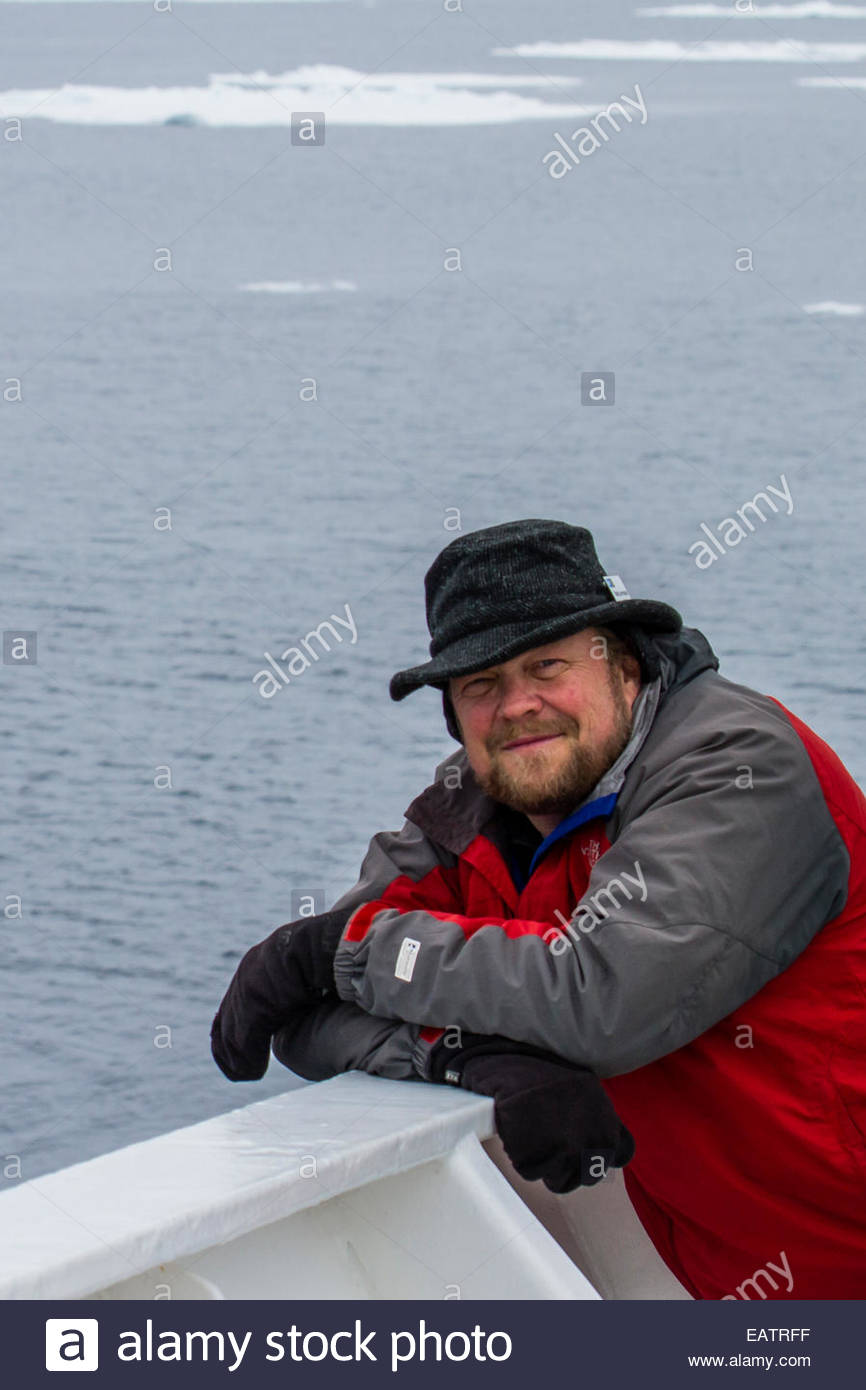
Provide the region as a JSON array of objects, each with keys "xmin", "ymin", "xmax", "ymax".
[{"xmin": 10, "ymin": 1299, "xmax": 861, "ymax": 1386}]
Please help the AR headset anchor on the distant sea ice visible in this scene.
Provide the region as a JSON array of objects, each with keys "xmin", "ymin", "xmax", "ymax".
[{"xmin": 803, "ymin": 301, "xmax": 865, "ymax": 316}]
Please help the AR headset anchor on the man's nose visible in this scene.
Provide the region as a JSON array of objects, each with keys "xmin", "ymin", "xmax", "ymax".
[{"xmin": 496, "ymin": 676, "xmax": 544, "ymax": 722}]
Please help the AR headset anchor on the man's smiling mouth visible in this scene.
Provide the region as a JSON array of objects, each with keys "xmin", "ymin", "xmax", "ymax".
[{"xmin": 501, "ymin": 733, "xmax": 564, "ymax": 752}]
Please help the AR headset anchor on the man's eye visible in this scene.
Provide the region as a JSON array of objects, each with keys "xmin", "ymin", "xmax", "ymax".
[
  {"xmin": 463, "ymin": 677, "xmax": 493, "ymax": 694},
  {"xmin": 535, "ymin": 660, "xmax": 564, "ymax": 673}
]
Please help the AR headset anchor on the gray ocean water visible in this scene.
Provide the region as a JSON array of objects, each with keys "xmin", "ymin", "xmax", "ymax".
[{"xmin": 2, "ymin": 0, "xmax": 866, "ymax": 1184}]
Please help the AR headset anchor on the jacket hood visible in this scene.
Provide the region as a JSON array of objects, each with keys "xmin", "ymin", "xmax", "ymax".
[{"xmin": 653, "ymin": 625, "xmax": 719, "ymax": 695}]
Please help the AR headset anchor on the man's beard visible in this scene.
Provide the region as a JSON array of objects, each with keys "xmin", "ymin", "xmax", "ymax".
[{"xmin": 473, "ymin": 672, "xmax": 635, "ymax": 818}]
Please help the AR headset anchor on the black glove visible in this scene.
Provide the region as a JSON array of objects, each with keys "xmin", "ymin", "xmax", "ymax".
[
  {"xmin": 430, "ymin": 1032, "xmax": 635, "ymax": 1192},
  {"xmin": 210, "ymin": 907, "xmax": 352, "ymax": 1082}
]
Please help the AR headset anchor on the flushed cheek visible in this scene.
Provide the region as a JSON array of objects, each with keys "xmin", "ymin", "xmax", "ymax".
[{"xmin": 465, "ymin": 734, "xmax": 496, "ymax": 772}]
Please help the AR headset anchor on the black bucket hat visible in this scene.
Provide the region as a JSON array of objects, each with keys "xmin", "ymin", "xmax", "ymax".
[{"xmin": 389, "ymin": 519, "xmax": 682, "ymax": 706}]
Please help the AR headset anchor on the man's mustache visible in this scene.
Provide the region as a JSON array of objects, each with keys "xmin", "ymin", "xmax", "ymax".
[{"xmin": 491, "ymin": 724, "xmax": 574, "ymax": 751}]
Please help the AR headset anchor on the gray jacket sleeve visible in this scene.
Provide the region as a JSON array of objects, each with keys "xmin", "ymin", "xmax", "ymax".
[
  {"xmin": 332, "ymin": 698, "xmax": 851, "ymax": 1077},
  {"xmin": 273, "ymin": 791, "xmax": 461, "ymax": 1083},
  {"xmin": 272, "ymin": 1001, "xmax": 425, "ymax": 1082}
]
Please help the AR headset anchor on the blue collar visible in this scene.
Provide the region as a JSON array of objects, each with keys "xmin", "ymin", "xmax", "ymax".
[{"xmin": 509, "ymin": 792, "xmax": 619, "ymax": 893}]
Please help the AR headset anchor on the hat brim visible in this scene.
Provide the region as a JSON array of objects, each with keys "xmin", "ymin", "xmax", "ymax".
[{"xmin": 389, "ymin": 599, "xmax": 682, "ymax": 701}]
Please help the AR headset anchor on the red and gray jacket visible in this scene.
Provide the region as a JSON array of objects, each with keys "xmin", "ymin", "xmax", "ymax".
[{"xmin": 276, "ymin": 626, "xmax": 866, "ymax": 1300}]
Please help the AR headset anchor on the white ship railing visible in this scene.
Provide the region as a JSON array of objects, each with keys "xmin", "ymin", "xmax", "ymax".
[{"xmin": 0, "ymin": 1073, "xmax": 690, "ymax": 1301}]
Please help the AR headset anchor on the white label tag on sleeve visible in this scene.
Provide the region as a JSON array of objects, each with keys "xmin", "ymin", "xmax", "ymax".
[{"xmin": 395, "ymin": 937, "xmax": 421, "ymax": 982}]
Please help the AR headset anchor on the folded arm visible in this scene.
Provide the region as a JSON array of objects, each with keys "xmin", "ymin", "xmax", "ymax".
[
  {"xmin": 329, "ymin": 720, "xmax": 850, "ymax": 1077},
  {"xmin": 272, "ymin": 1000, "xmax": 426, "ymax": 1082}
]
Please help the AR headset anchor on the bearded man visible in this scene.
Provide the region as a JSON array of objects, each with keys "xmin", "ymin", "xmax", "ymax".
[{"xmin": 212, "ymin": 519, "xmax": 866, "ymax": 1300}]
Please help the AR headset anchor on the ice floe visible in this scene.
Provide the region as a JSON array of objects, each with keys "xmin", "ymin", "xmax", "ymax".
[
  {"xmin": 803, "ymin": 301, "xmax": 865, "ymax": 315},
  {"xmin": 496, "ymin": 39, "xmax": 866, "ymax": 61},
  {"xmin": 0, "ymin": 65, "xmax": 590, "ymax": 127},
  {"xmin": 239, "ymin": 280, "xmax": 358, "ymax": 293}
]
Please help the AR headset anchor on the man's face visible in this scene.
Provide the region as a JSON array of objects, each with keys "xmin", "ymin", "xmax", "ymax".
[{"xmin": 449, "ymin": 628, "xmax": 641, "ymax": 835}]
